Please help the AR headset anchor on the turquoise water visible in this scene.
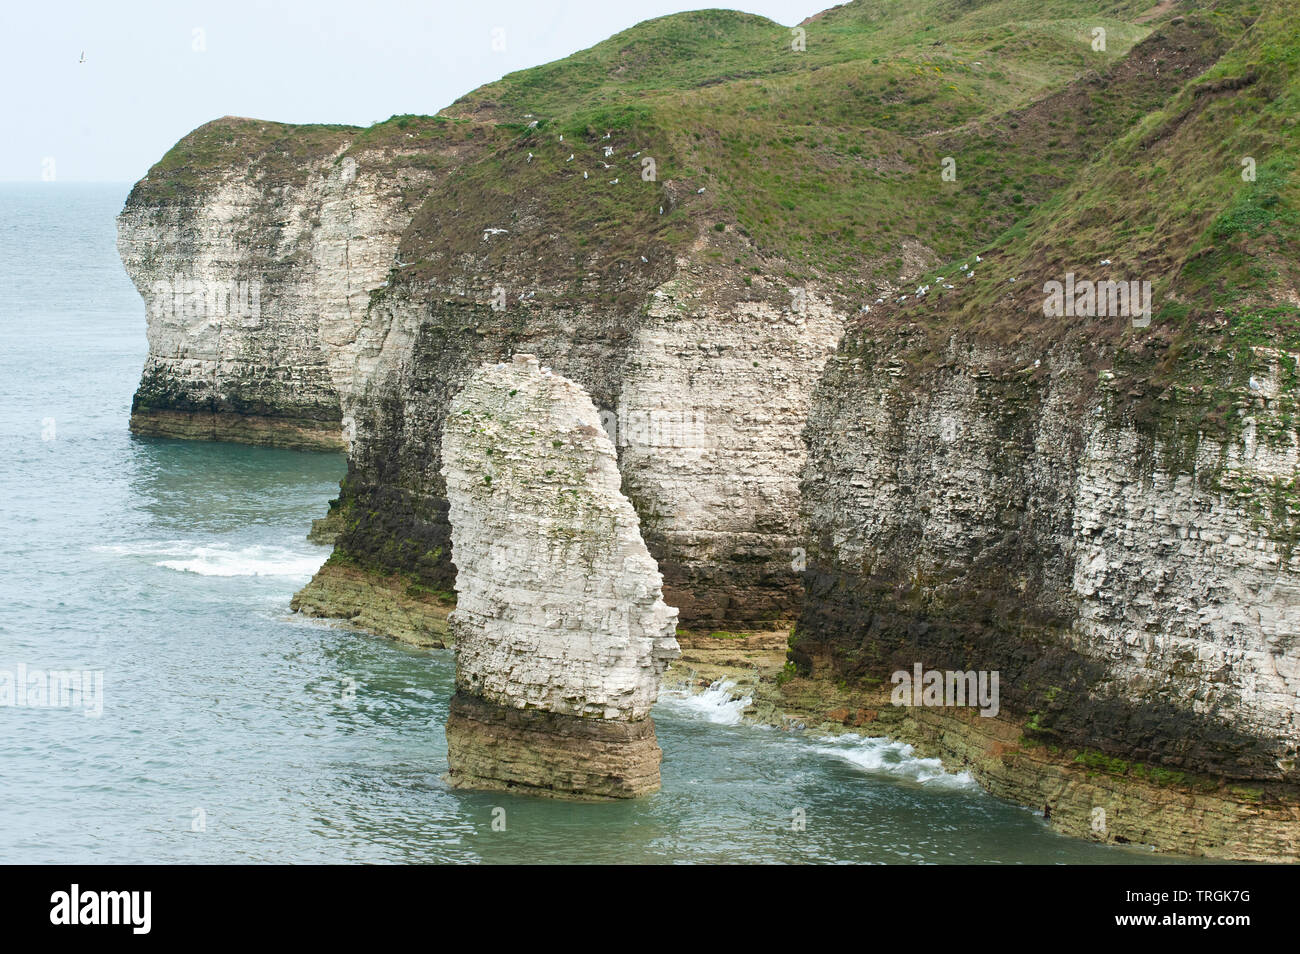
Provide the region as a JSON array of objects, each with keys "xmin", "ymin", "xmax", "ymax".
[{"xmin": 0, "ymin": 185, "xmax": 1184, "ymax": 863}]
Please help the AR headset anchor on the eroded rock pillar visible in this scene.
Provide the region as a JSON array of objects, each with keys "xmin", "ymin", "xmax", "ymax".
[{"xmin": 441, "ymin": 354, "xmax": 680, "ymax": 797}]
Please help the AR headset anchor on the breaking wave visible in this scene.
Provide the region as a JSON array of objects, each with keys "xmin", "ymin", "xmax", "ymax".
[
  {"xmin": 812, "ymin": 734, "xmax": 978, "ymax": 789},
  {"xmin": 658, "ymin": 679, "xmax": 753, "ymax": 725},
  {"xmin": 98, "ymin": 541, "xmax": 327, "ymax": 579}
]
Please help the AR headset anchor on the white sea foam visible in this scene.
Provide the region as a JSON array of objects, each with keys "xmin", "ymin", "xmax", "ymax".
[
  {"xmin": 98, "ymin": 541, "xmax": 327, "ymax": 578},
  {"xmin": 812, "ymin": 734, "xmax": 978, "ymax": 789},
  {"xmin": 658, "ymin": 679, "xmax": 753, "ymax": 725}
]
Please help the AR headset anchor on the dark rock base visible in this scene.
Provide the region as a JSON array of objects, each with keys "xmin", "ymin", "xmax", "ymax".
[
  {"xmin": 291, "ymin": 560, "xmax": 452, "ymax": 648},
  {"xmin": 444, "ymin": 691, "xmax": 664, "ymax": 798},
  {"xmin": 130, "ymin": 408, "xmax": 344, "ymax": 452}
]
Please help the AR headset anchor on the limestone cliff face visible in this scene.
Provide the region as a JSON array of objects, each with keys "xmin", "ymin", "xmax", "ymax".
[
  {"xmin": 122, "ymin": 121, "xmax": 840, "ymax": 626},
  {"xmin": 117, "ymin": 118, "xmax": 452, "ymax": 449},
  {"xmin": 318, "ymin": 243, "xmax": 844, "ymax": 632},
  {"xmin": 1071, "ymin": 366, "xmax": 1300, "ymax": 760},
  {"xmin": 795, "ymin": 333, "xmax": 1300, "ymax": 838},
  {"xmin": 615, "ymin": 266, "xmax": 843, "ymax": 623},
  {"xmin": 441, "ymin": 354, "xmax": 679, "ymax": 796}
]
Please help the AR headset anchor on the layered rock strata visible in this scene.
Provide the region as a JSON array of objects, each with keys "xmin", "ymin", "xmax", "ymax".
[
  {"xmin": 793, "ymin": 336, "xmax": 1300, "ymax": 855},
  {"xmin": 441, "ymin": 355, "xmax": 680, "ymax": 797},
  {"xmin": 117, "ymin": 117, "xmax": 460, "ymax": 450},
  {"xmin": 310, "ymin": 253, "xmax": 844, "ymax": 636}
]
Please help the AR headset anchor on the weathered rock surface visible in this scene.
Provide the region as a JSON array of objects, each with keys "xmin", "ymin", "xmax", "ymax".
[
  {"xmin": 320, "ymin": 258, "xmax": 840, "ymax": 632},
  {"xmin": 441, "ymin": 354, "xmax": 679, "ymax": 796},
  {"xmin": 615, "ymin": 268, "xmax": 843, "ymax": 623},
  {"xmin": 289, "ymin": 560, "xmax": 452, "ymax": 648},
  {"xmin": 117, "ymin": 117, "xmax": 458, "ymax": 450},
  {"xmin": 795, "ymin": 336, "xmax": 1300, "ymax": 811}
]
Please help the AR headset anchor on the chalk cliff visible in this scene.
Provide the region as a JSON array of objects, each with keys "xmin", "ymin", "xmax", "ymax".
[
  {"xmin": 788, "ymin": 0, "xmax": 1300, "ymax": 859},
  {"xmin": 117, "ymin": 116, "xmax": 469, "ymax": 449},
  {"xmin": 117, "ymin": 1, "xmax": 1300, "ymax": 857},
  {"xmin": 441, "ymin": 355, "xmax": 679, "ymax": 796},
  {"xmin": 794, "ymin": 338, "xmax": 1300, "ymax": 859}
]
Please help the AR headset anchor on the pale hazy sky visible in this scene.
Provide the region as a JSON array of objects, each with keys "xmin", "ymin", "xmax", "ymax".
[{"xmin": 0, "ymin": 0, "xmax": 822, "ymax": 182}]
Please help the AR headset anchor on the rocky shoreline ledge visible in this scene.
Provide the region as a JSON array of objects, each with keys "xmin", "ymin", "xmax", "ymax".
[
  {"xmin": 290, "ymin": 559, "xmax": 453, "ymax": 648},
  {"xmin": 129, "ymin": 407, "xmax": 346, "ymax": 452},
  {"xmin": 667, "ymin": 631, "xmax": 1300, "ymax": 863},
  {"xmin": 276, "ymin": 604, "xmax": 1300, "ymax": 859}
]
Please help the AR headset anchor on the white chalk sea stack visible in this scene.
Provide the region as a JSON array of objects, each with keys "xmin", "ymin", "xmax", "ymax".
[{"xmin": 441, "ymin": 353, "xmax": 680, "ymax": 797}]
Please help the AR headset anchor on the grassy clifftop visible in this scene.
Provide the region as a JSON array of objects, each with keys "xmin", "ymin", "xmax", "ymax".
[
  {"xmin": 427, "ymin": 0, "xmax": 1166, "ymax": 282},
  {"xmin": 443, "ymin": 3, "xmax": 1154, "ymax": 122},
  {"xmin": 915, "ymin": 0, "xmax": 1298, "ymax": 329},
  {"xmin": 131, "ymin": 1, "xmax": 1191, "ymax": 281},
  {"xmin": 128, "ymin": 113, "xmax": 481, "ymax": 204}
]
